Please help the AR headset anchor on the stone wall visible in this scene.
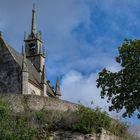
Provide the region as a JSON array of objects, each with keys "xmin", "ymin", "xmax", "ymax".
[
  {"xmin": 0, "ymin": 94, "xmax": 123, "ymax": 140},
  {"xmin": 43, "ymin": 130, "xmax": 123, "ymax": 140},
  {"xmin": 0, "ymin": 94, "xmax": 77, "ymax": 113}
]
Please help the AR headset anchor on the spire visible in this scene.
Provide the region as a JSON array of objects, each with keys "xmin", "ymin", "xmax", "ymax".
[
  {"xmin": 55, "ymin": 78, "xmax": 62, "ymax": 96},
  {"xmin": 31, "ymin": 4, "xmax": 36, "ymax": 36},
  {"xmin": 24, "ymin": 32, "xmax": 27, "ymax": 40},
  {"xmin": 22, "ymin": 44, "xmax": 24, "ymax": 55},
  {"xmin": 22, "ymin": 46, "xmax": 28, "ymax": 72},
  {"xmin": 41, "ymin": 65, "xmax": 46, "ymax": 83}
]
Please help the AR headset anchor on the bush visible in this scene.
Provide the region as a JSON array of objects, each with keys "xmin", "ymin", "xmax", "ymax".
[
  {"xmin": 109, "ymin": 119, "xmax": 128, "ymax": 137},
  {"xmin": 73, "ymin": 106, "xmax": 111, "ymax": 133},
  {"xmin": 0, "ymin": 97, "xmax": 138, "ymax": 139},
  {"xmin": 36, "ymin": 110, "xmax": 48, "ymax": 125},
  {"xmin": 0, "ymin": 98, "xmax": 37, "ymax": 140},
  {"xmin": 0, "ymin": 98, "xmax": 11, "ymax": 119}
]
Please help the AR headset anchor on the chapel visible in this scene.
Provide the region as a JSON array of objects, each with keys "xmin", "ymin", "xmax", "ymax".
[{"xmin": 0, "ymin": 5, "xmax": 61, "ymax": 97}]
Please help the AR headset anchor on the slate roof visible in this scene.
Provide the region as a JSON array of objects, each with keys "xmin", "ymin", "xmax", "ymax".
[
  {"xmin": 0, "ymin": 36, "xmax": 56, "ymax": 97},
  {"xmin": 8, "ymin": 45, "xmax": 56, "ymax": 96},
  {"xmin": 8, "ymin": 44, "xmax": 56, "ymax": 96},
  {"xmin": 7, "ymin": 44, "xmax": 42, "ymax": 88}
]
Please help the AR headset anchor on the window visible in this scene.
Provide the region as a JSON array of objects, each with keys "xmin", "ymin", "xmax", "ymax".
[{"xmin": 29, "ymin": 43, "xmax": 36, "ymax": 55}]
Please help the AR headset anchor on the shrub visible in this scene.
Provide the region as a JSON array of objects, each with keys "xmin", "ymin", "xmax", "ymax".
[
  {"xmin": 73, "ymin": 106, "xmax": 111, "ymax": 133},
  {"xmin": 0, "ymin": 97, "xmax": 138, "ymax": 139},
  {"xmin": 46, "ymin": 110, "xmax": 63, "ymax": 130},
  {"xmin": 36, "ymin": 110, "xmax": 48, "ymax": 125},
  {"xmin": 0, "ymin": 98, "xmax": 11, "ymax": 119},
  {"xmin": 0, "ymin": 98, "xmax": 37, "ymax": 140},
  {"xmin": 109, "ymin": 119, "xmax": 129, "ymax": 137}
]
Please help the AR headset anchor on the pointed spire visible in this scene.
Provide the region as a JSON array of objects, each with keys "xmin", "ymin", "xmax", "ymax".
[
  {"xmin": 22, "ymin": 46, "xmax": 28, "ymax": 72},
  {"xmin": 31, "ymin": 3, "xmax": 36, "ymax": 36},
  {"xmin": 22, "ymin": 44, "xmax": 24, "ymax": 55},
  {"xmin": 55, "ymin": 78, "xmax": 62, "ymax": 96},
  {"xmin": 24, "ymin": 32, "xmax": 27, "ymax": 40},
  {"xmin": 42, "ymin": 65, "xmax": 46, "ymax": 83}
]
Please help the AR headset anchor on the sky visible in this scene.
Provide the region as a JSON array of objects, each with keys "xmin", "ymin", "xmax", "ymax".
[{"xmin": 0, "ymin": 0, "xmax": 140, "ymax": 132}]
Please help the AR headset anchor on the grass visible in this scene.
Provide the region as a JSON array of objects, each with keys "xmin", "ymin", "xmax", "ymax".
[{"xmin": 0, "ymin": 97, "xmax": 139, "ymax": 140}]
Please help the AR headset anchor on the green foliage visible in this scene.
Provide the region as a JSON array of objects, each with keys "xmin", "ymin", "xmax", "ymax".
[
  {"xmin": 109, "ymin": 119, "xmax": 128, "ymax": 137},
  {"xmin": 0, "ymin": 97, "xmax": 136, "ymax": 139},
  {"xmin": 73, "ymin": 106, "xmax": 111, "ymax": 133},
  {"xmin": 35, "ymin": 110, "xmax": 66, "ymax": 139},
  {"xmin": 45, "ymin": 110, "xmax": 64, "ymax": 130},
  {"xmin": 0, "ymin": 98, "xmax": 11, "ymax": 119},
  {"xmin": 0, "ymin": 98, "xmax": 37, "ymax": 140},
  {"xmin": 97, "ymin": 39, "xmax": 140, "ymax": 118},
  {"xmin": 36, "ymin": 110, "xmax": 48, "ymax": 125}
]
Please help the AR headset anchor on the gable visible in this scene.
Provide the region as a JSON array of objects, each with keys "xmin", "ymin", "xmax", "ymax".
[
  {"xmin": 0, "ymin": 37, "xmax": 22, "ymax": 93},
  {"xmin": 0, "ymin": 37, "xmax": 42, "ymax": 88}
]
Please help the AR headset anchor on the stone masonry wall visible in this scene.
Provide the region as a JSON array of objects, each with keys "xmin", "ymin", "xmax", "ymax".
[
  {"xmin": 0, "ymin": 94, "xmax": 77, "ymax": 113},
  {"xmin": 0, "ymin": 94, "xmax": 123, "ymax": 140}
]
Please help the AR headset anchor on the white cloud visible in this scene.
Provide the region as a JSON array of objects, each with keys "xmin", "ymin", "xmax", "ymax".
[
  {"xmin": 61, "ymin": 70, "xmax": 109, "ymax": 110},
  {"xmin": 0, "ymin": 0, "xmax": 140, "ymax": 130},
  {"xmin": 60, "ymin": 69, "xmax": 138, "ymax": 126}
]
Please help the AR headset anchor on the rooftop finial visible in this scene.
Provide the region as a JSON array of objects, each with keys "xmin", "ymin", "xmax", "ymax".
[
  {"xmin": 42, "ymin": 65, "xmax": 46, "ymax": 83},
  {"xmin": 22, "ymin": 47, "xmax": 28, "ymax": 72},
  {"xmin": 55, "ymin": 78, "xmax": 62, "ymax": 97},
  {"xmin": 31, "ymin": 3, "xmax": 36, "ymax": 35},
  {"xmin": 24, "ymin": 32, "xmax": 27, "ymax": 40}
]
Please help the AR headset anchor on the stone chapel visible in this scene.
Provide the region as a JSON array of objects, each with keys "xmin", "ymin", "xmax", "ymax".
[{"xmin": 0, "ymin": 5, "xmax": 61, "ymax": 97}]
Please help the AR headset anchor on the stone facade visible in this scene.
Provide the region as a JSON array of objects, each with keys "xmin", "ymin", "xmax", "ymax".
[
  {"xmin": 0, "ymin": 38, "xmax": 22, "ymax": 94},
  {"xmin": 28, "ymin": 82, "xmax": 42, "ymax": 96}
]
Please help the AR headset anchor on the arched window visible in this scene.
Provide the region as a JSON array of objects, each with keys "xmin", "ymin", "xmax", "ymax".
[{"xmin": 29, "ymin": 43, "xmax": 36, "ymax": 55}]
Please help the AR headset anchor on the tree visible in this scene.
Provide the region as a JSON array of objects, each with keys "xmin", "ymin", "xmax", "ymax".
[{"xmin": 96, "ymin": 39, "xmax": 140, "ymax": 118}]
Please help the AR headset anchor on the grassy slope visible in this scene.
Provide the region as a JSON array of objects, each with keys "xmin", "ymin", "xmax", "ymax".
[{"xmin": 0, "ymin": 97, "xmax": 139, "ymax": 140}]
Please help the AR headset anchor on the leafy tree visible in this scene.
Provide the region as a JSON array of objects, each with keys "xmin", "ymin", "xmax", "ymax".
[{"xmin": 97, "ymin": 39, "xmax": 140, "ymax": 118}]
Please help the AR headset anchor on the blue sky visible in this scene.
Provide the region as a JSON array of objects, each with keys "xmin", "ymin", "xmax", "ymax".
[{"xmin": 0, "ymin": 0, "xmax": 140, "ymax": 132}]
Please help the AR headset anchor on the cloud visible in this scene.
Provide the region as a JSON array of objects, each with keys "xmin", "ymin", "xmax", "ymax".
[
  {"xmin": 61, "ymin": 70, "xmax": 109, "ymax": 110},
  {"xmin": 1, "ymin": 0, "xmax": 138, "ymax": 80},
  {"xmin": 1, "ymin": 0, "xmax": 140, "ymax": 128},
  {"xmin": 45, "ymin": 0, "xmax": 140, "ymax": 80},
  {"xmin": 61, "ymin": 69, "xmax": 140, "ymax": 129}
]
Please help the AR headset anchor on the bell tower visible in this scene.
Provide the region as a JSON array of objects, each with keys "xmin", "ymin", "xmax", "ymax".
[{"xmin": 24, "ymin": 4, "xmax": 45, "ymax": 75}]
